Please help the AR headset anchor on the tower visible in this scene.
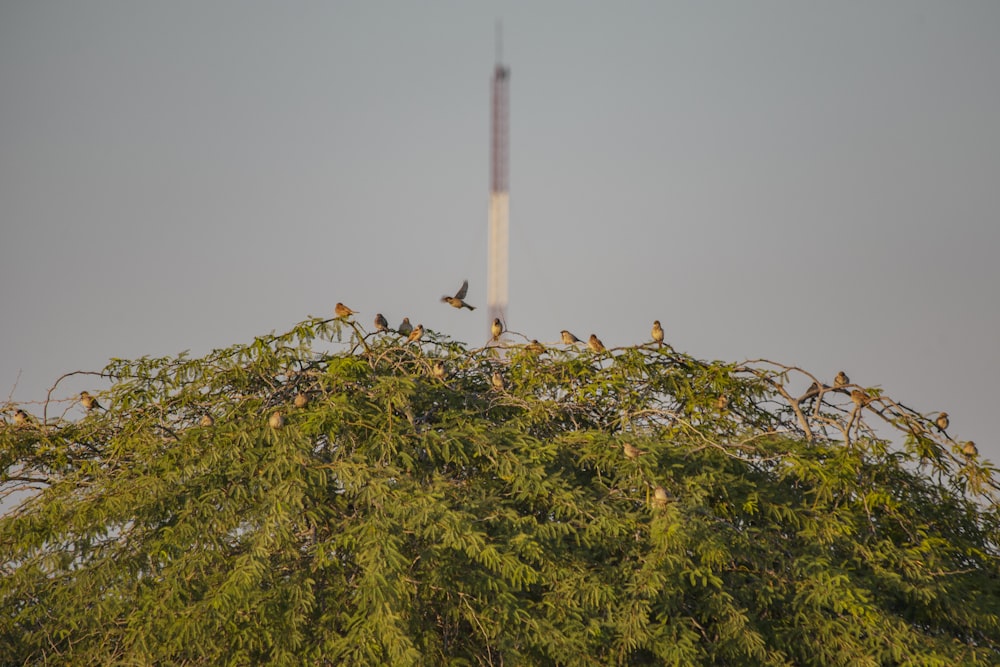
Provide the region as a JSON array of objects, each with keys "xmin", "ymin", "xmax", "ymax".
[{"xmin": 488, "ymin": 26, "xmax": 510, "ymax": 332}]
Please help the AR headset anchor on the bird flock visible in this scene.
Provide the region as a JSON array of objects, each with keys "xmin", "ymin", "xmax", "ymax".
[{"xmin": 0, "ymin": 280, "xmax": 980, "ymax": 463}]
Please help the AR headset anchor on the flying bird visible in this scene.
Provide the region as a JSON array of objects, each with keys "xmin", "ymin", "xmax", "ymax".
[
  {"xmin": 406, "ymin": 324, "xmax": 424, "ymax": 344},
  {"xmin": 651, "ymin": 320, "xmax": 664, "ymax": 347},
  {"xmin": 397, "ymin": 318, "xmax": 413, "ymax": 336},
  {"xmin": 491, "ymin": 318, "xmax": 503, "ymax": 341},
  {"xmin": 374, "ymin": 313, "xmax": 389, "ymax": 332},
  {"xmin": 936, "ymin": 412, "xmax": 949, "ymax": 431},
  {"xmin": 588, "ymin": 334, "xmax": 606, "ymax": 354},
  {"xmin": 561, "ymin": 330, "xmax": 581, "ymax": 345},
  {"xmin": 441, "ymin": 280, "xmax": 476, "ymax": 310},
  {"xmin": 80, "ymin": 391, "xmax": 101, "ymax": 411},
  {"xmin": 335, "ymin": 302, "xmax": 357, "ymax": 319},
  {"xmin": 834, "ymin": 371, "xmax": 850, "ymax": 388}
]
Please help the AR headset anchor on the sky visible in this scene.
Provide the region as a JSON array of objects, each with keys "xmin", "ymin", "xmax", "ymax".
[{"xmin": 2, "ymin": 2, "xmax": 999, "ymax": 462}]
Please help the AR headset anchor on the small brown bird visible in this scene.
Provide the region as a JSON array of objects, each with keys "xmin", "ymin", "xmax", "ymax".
[
  {"xmin": 652, "ymin": 486, "xmax": 669, "ymax": 508},
  {"xmin": 850, "ymin": 389, "xmax": 869, "ymax": 407},
  {"xmin": 803, "ymin": 382, "xmax": 822, "ymax": 400},
  {"xmin": 525, "ymin": 339, "xmax": 545, "ymax": 355},
  {"xmin": 268, "ymin": 411, "xmax": 284, "ymax": 429},
  {"xmin": 651, "ymin": 320, "xmax": 664, "ymax": 347},
  {"xmin": 491, "ymin": 318, "xmax": 503, "ymax": 341},
  {"xmin": 432, "ymin": 360, "xmax": 446, "ymax": 380},
  {"xmin": 717, "ymin": 395, "xmax": 729, "ymax": 410},
  {"xmin": 491, "ymin": 371, "xmax": 505, "ymax": 391},
  {"xmin": 406, "ymin": 324, "xmax": 424, "ymax": 344},
  {"xmin": 963, "ymin": 441, "xmax": 979, "ymax": 458},
  {"xmin": 335, "ymin": 302, "xmax": 357, "ymax": 319},
  {"xmin": 622, "ymin": 442, "xmax": 643, "ymax": 459},
  {"xmin": 561, "ymin": 330, "xmax": 581, "ymax": 345},
  {"xmin": 936, "ymin": 412, "xmax": 949, "ymax": 431},
  {"xmin": 199, "ymin": 414, "xmax": 215, "ymax": 427},
  {"xmin": 834, "ymin": 371, "xmax": 850, "ymax": 388},
  {"xmin": 13, "ymin": 409, "xmax": 30, "ymax": 426},
  {"xmin": 374, "ymin": 313, "xmax": 389, "ymax": 332},
  {"xmin": 398, "ymin": 317, "xmax": 413, "ymax": 336},
  {"xmin": 293, "ymin": 393, "xmax": 309, "ymax": 408},
  {"xmin": 80, "ymin": 391, "xmax": 101, "ymax": 411},
  {"xmin": 441, "ymin": 280, "xmax": 476, "ymax": 310},
  {"xmin": 588, "ymin": 334, "xmax": 606, "ymax": 353}
]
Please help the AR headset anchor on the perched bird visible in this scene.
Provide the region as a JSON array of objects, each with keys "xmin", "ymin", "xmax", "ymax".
[
  {"xmin": 588, "ymin": 334, "xmax": 606, "ymax": 354},
  {"xmin": 335, "ymin": 302, "xmax": 357, "ymax": 319},
  {"xmin": 652, "ymin": 486, "xmax": 669, "ymax": 508},
  {"xmin": 406, "ymin": 324, "xmax": 424, "ymax": 344},
  {"xmin": 268, "ymin": 411, "xmax": 284, "ymax": 429},
  {"xmin": 622, "ymin": 442, "xmax": 643, "ymax": 460},
  {"xmin": 717, "ymin": 395, "xmax": 729, "ymax": 410},
  {"xmin": 491, "ymin": 318, "xmax": 503, "ymax": 341},
  {"xmin": 80, "ymin": 391, "xmax": 101, "ymax": 411},
  {"xmin": 802, "ymin": 382, "xmax": 822, "ymax": 400},
  {"xmin": 441, "ymin": 280, "xmax": 476, "ymax": 310},
  {"xmin": 199, "ymin": 414, "xmax": 215, "ymax": 427},
  {"xmin": 13, "ymin": 409, "xmax": 31, "ymax": 426},
  {"xmin": 397, "ymin": 317, "xmax": 413, "ymax": 336},
  {"xmin": 834, "ymin": 371, "xmax": 850, "ymax": 389},
  {"xmin": 963, "ymin": 441, "xmax": 979, "ymax": 458},
  {"xmin": 491, "ymin": 371, "xmax": 505, "ymax": 391},
  {"xmin": 525, "ymin": 339, "xmax": 545, "ymax": 355},
  {"xmin": 432, "ymin": 360, "xmax": 446, "ymax": 380},
  {"xmin": 936, "ymin": 412, "xmax": 949, "ymax": 431},
  {"xmin": 561, "ymin": 330, "xmax": 581, "ymax": 345},
  {"xmin": 850, "ymin": 389, "xmax": 869, "ymax": 407},
  {"xmin": 651, "ymin": 320, "xmax": 664, "ymax": 347},
  {"xmin": 293, "ymin": 392, "xmax": 309, "ymax": 408},
  {"xmin": 374, "ymin": 313, "xmax": 389, "ymax": 333}
]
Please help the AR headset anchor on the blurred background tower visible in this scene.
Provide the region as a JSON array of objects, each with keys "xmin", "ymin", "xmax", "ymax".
[{"xmin": 488, "ymin": 24, "xmax": 510, "ymax": 332}]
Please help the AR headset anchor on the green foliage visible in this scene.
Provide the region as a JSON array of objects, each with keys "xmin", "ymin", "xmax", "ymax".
[{"xmin": 2, "ymin": 318, "xmax": 999, "ymax": 665}]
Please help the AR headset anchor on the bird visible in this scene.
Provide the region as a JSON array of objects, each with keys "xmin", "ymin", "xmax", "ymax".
[
  {"xmin": 936, "ymin": 412, "xmax": 949, "ymax": 431},
  {"xmin": 432, "ymin": 360, "xmax": 446, "ymax": 380},
  {"xmin": 834, "ymin": 371, "xmax": 850, "ymax": 389},
  {"xmin": 802, "ymin": 382, "xmax": 822, "ymax": 400},
  {"xmin": 652, "ymin": 486, "xmax": 669, "ymax": 508},
  {"xmin": 406, "ymin": 324, "xmax": 424, "ymax": 344},
  {"xmin": 651, "ymin": 320, "xmax": 664, "ymax": 347},
  {"xmin": 850, "ymin": 389, "xmax": 869, "ymax": 407},
  {"xmin": 525, "ymin": 339, "xmax": 545, "ymax": 355},
  {"xmin": 13, "ymin": 409, "xmax": 30, "ymax": 426},
  {"xmin": 199, "ymin": 414, "xmax": 214, "ymax": 427},
  {"xmin": 293, "ymin": 393, "xmax": 309, "ymax": 408},
  {"xmin": 441, "ymin": 280, "xmax": 476, "ymax": 310},
  {"xmin": 561, "ymin": 330, "xmax": 580, "ymax": 345},
  {"xmin": 335, "ymin": 302, "xmax": 357, "ymax": 319},
  {"xmin": 397, "ymin": 318, "xmax": 413, "ymax": 336},
  {"xmin": 717, "ymin": 395, "xmax": 729, "ymax": 410},
  {"xmin": 491, "ymin": 318, "xmax": 503, "ymax": 341},
  {"xmin": 268, "ymin": 411, "xmax": 284, "ymax": 429},
  {"xmin": 588, "ymin": 334, "xmax": 606, "ymax": 353},
  {"xmin": 374, "ymin": 313, "xmax": 389, "ymax": 333},
  {"xmin": 80, "ymin": 391, "xmax": 101, "ymax": 411},
  {"xmin": 963, "ymin": 441, "xmax": 979, "ymax": 458},
  {"xmin": 491, "ymin": 371, "xmax": 505, "ymax": 391},
  {"xmin": 622, "ymin": 442, "xmax": 643, "ymax": 459}
]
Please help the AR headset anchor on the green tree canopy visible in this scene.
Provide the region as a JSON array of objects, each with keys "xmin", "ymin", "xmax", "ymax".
[{"xmin": 2, "ymin": 317, "xmax": 999, "ymax": 665}]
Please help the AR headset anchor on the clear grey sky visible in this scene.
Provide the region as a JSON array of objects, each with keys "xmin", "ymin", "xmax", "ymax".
[{"xmin": 2, "ymin": 2, "xmax": 999, "ymax": 460}]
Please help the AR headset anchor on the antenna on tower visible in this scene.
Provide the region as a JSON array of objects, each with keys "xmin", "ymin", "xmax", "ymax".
[{"xmin": 488, "ymin": 23, "xmax": 510, "ymax": 336}]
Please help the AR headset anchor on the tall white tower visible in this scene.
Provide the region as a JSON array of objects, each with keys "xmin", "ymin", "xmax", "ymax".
[{"xmin": 488, "ymin": 29, "xmax": 510, "ymax": 331}]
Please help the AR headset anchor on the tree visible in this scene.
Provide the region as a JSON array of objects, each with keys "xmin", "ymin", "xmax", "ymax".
[{"xmin": 2, "ymin": 317, "xmax": 999, "ymax": 665}]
